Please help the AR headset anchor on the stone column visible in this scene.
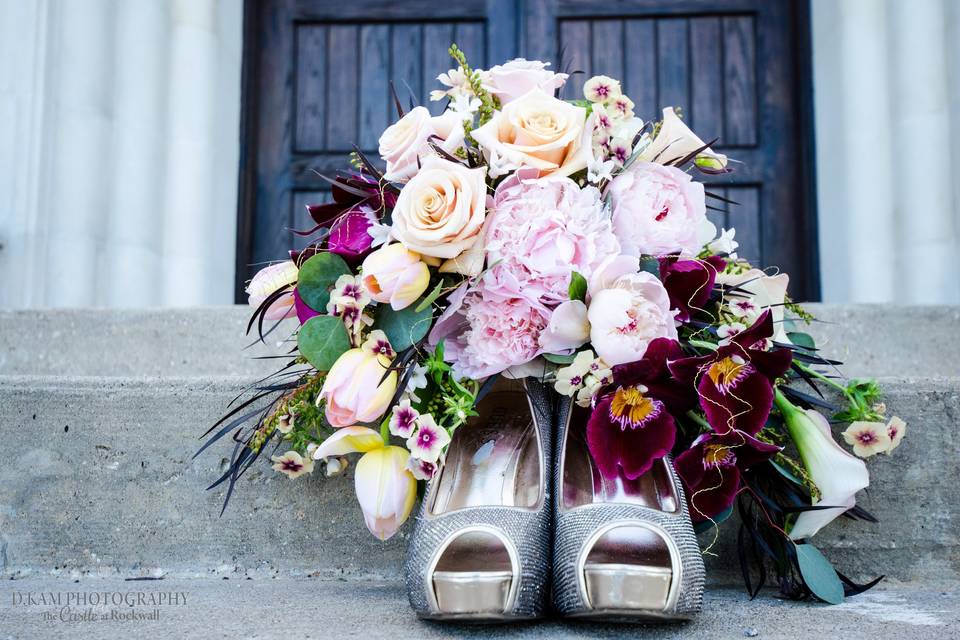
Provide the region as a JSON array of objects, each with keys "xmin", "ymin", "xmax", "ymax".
[{"xmin": 105, "ymin": 0, "xmax": 169, "ymax": 307}]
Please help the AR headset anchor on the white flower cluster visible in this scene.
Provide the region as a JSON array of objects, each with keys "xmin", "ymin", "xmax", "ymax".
[{"xmin": 554, "ymin": 350, "xmax": 613, "ymax": 407}]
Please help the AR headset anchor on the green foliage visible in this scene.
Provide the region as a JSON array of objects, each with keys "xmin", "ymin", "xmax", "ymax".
[
  {"xmin": 374, "ymin": 301, "xmax": 433, "ymax": 351},
  {"xmin": 795, "ymin": 543, "xmax": 845, "ymax": 604},
  {"xmin": 568, "ymin": 271, "xmax": 588, "ymax": 302},
  {"xmin": 297, "ymin": 315, "xmax": 351, "ymax": 372},
  {"xmin": 833, "ymin": 378, "xmax": 885, "ymax": 423},
  {"xmin": 415, "ymin": 280, "xmax": 447, "ymax": 312},
  {"xmin": 787, "ymin": 331, "xmax": 816, "ymax": 350},
  {"xmin": 448, "ymin": 43, "xmax": 500, "ymax": 129},
  {"xmin": 543, "ymin": 353, "xmax": 576, "ymax": 365},
  {"xmin": 297, "ymin": 252, "xmax": 351, "ymax": 312},
  {"xmin": 638, "ymin": 255, "xmax": 661, "ymax": 277}
]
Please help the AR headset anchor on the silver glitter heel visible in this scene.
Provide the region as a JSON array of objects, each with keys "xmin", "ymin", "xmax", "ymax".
[
  {"xmin": 405, "ymin": 377, "xmax": 553, "ymax": 621},
  {"xmin": 552, "ymin": 399, "xmax": 704, "ymax": 621}
]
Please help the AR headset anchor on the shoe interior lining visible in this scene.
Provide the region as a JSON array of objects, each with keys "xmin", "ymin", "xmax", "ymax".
[
  {"xmin": 429, "ymin": 378, "xmax": 542, "ymax": 515},
  {"xmin": 562, "ymin": 404, "xmax": 679, "ymax": 513}
]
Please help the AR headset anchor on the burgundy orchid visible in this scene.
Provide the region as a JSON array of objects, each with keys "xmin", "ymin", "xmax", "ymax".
[
  {"xmin": 587, "ymin": 338, "xmax": 694, "ymax": 481},
  {"xmin": 675, "ymin": 430, "xmax": 781, "ymax": 522},
  {"xmin": 300, "ymin": 172, "xmax": 398, "ymax": 264},
  {"xmin": 658, "ymin": 255, "xmax": 726, "ymax": 322},
  {"xmin": 669, "ymin": 310, "xmax": 792, "ymax": 435}
]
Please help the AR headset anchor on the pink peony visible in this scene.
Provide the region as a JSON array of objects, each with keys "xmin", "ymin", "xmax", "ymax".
[
  {"xmin": 483, "ymin": 58, "xmax": 568, "ymax": 104},
  {"xmin": 430, "ymin": 278, "xmax": 550, "ymax": 380},
  {"xmin": 587, "ymin": 270, "xmax": 678, "ymax": 366},
  {"xmin": 608, "ymin": 161, "xmax": 715, "ymax": 257},
  {"xmin": 486, "ymin": 173, "xmax": 621, "ymax": 306}
]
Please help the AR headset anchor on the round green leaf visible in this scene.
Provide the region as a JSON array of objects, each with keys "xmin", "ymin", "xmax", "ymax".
[
  {"xmin": 297, "ymin": 315, "xmax": 351, "ymax": 372},
  {"xmin": 374, "ymin": 302, "xmax": 433, "ymax": 351},
  {"xmin": 297, "ymin": 252, "xmax": 351, "ymax": 312},
  {"xmin": 787, "ymin": 331, "xmax": 817, "ymax": 350},
  {"xmin": 796, "ymin": 543, "xmax": 844, "ymax": 604}
]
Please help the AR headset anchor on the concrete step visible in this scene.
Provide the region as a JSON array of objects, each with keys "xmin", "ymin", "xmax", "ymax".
[
  {"xmin": 1, "ymin": 305, "xmax": 958, "ymax": 378},
  {"xmin": 1, "ymin": 577, "xmax": 955, "ymax": 640},
  {"xmin": 1, "ymin": 374, "xmax": 957, "ymax": 585}
]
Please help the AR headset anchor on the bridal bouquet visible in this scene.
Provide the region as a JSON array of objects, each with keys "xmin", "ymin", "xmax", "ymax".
[{"xmin": 203, "ymin": 45, "xmax": 905, "ymax": 604}]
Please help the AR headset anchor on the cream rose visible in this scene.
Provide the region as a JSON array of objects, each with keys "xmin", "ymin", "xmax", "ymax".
[
  {"xmin": 378, "ymin": 106, "xmax": 465, "ymax": 182},
  {"xmin": 389, "ymin": 156, "xmax": 488, "ymax": 264},
  {"xmin": 471, "ymin": 88, "xmax": 592, "ymax": 178}
]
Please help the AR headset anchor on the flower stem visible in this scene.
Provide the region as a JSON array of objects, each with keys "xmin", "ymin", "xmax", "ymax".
[
  {"xmin": 685, "ymin": 410, "xmax": 712, "ymax": 432},
  {"xmin": 792, "ymin": 361, "xmax": 854, "ymax": 402},
  {"xmin": 688, "ymin": 339, "xmax": 719, "ymax": 352},
  {"xmin": 380, "ymin": 416, "xmax": 391, "ymax": 445}
]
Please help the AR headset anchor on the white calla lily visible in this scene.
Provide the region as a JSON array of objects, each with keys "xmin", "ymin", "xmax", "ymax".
[
  {"xmin": 776, "ymin": 392, "xmax": 870, "ymax": 540},
  {"xmin": 638, "ymin": 107, "xmax": 727, "ymax": 169}
]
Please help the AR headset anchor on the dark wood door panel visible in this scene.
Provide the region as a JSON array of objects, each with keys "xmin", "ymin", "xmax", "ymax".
[{"xmin": 237, "ymin": 0, "xmax": 817, "ymax": 300}]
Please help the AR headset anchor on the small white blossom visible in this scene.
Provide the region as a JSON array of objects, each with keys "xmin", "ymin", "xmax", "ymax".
[
  {"xmin": 277, "ymin": 414, "xmax": 295, "ymax": 435},
  {"xmin": 487, "ymin": 149, "xmax": 520, "ymax": 179},
  {"xmin": 324, "ymin": 456, "xmax": 349, "ymax": 477},
  {"xmin": 408, "ymin": 455, "xmax": 441, "ymax": 481},
  {"xmin": 717, "ymin": 322, "xmax": 747, "ymax": 346},
  {"xmin": 593, "ymin": 104, "xmax": 614, "ymax": 132},
  {"xmin": 554, "ymin": 351, "xmax": 596, "ymax": 396},
  {"xmin": 587, "ymin": 157, "xmax": 615, "ymax": 184},
  {"xmin": 884, "ymin": 416, "xmax": 907, "ymax": 454},
  {"xmin": 367, "ymin": 222, "xmax": 392, "ymax": 248},
  {"xmin": 842, "ymin": 422, "xmax": 892, "ymax": 458},
  {"xmin": 708, "ymin": 228, "xmax": 739, "ymax": 258},
  {"xmin": 389, "ymin": 398, "xmax": 420, "ymax": 438},
  {"xmin": 406, "ymin": 413, "xmax": 451, "ymax": 463},
  {"xmin": 583, "ymin": 75, "xmax": 622, "ymax": 103},
  {"xmin": 608, "ymin": 136, "xmax": 633, "ymax": 166},
  {"xmin": 271, "ymin": 451, "xmax": 315, "ymax": 479},
  {"xmin": 448, "ymin": 93, "xmax": 481, "ymax": 120},
  {"xmin": 728, "ymin": 297, "xmax": 759, "ymax": 318},
  {"xmin": 405, "ymin": 364, "xmax": 428, "ymax": 403},
  {"xmin": 611, "ymin": 95, "xmax": 635, "ymax": 119}
]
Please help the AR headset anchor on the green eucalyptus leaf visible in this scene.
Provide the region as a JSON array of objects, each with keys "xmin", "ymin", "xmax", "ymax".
[
  {"xmin": 297, "ymin": 252, "xmax": 351, "ymax": 312},
  {"xmin": 568, "ymin": 272, "xmax": 588, "ymax": 302},
  {"xmin": 796, "ymin": 543, "xmax": 845, "ymax": 605},
  {"xmin": 543, "ymin": 353, "xmax": 576, "ymax": 365},
  {"xmin": 374, "ymin": 302, "xmax": 433, "ymax": 351},
  {"xmin": 787, "ymin": 331, "xmax": 817, "ymax": 350},
  {"xmin": 297, "ymin": 315, "xmax": 351, "ymax": 373}
]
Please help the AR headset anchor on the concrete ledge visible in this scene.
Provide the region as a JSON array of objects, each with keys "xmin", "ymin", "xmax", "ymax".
[
  {"xmin": 0, "ymin": 375, "xmax": 957, "ymax": 584},
  {"xmin": 1, "ymin": 577, "xmax": 956, "ymax": 639},
  {"xmin": 1, "ymin": 305, "xmax": 958, "ymax": 377}
]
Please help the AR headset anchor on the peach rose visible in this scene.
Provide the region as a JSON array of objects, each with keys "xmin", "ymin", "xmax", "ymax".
[
  {"xmin": 471, "ymin": 88, "xmax": 592, "ymax": 178},
  {"xmin": 389, "ymin": 156, "xmax": 488, "ymax": 265},
  {"xmin": 378, "ymin": 106, "xmax": 465, "ymax": 182},
  {"xmin": 483, "ymin": 58, "xmax": 567, "ymax": 104}
]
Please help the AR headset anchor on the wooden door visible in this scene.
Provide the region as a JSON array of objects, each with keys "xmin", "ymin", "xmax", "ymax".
[{"xmin": 237, "ymin": 0, "xmax": 818, "ymax": 300}]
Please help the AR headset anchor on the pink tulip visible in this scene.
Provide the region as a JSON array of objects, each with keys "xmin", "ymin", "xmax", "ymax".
[
  {"xmin": 360, "ymin": 243, "xmax": 430, "ymax": 310},
  {"xmin": 319, "ymin": 341, "xmax": 397, "ymax": 428},
  {"xmin": 354, "ymin": 446, "xmax": 417, "ymax": 540},
  {"xmin": 246, "ymin": 261, "xmax": 298, "ymax": 320},
  {"xmin": 310, "ymin": 429, "xmax": 418, "ymax": 541}
]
